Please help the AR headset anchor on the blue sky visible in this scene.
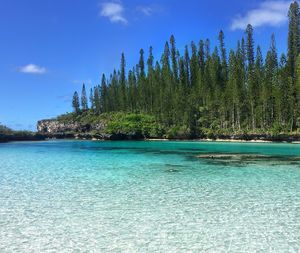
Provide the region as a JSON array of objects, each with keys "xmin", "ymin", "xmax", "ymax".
[{"xmin": 0, "ymin": 0, "xmax": 292, "ymax": 130}]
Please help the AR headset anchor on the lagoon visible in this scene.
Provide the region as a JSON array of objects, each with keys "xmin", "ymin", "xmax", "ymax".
[{"xmin": 0, "ymin": 140, "xmax": 300, "ymax": 252}]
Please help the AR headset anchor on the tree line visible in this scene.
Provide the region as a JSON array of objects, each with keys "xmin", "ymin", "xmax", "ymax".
[{"xmin": 72, "ymin": 1, "xmax": 300, "ymax": 136}]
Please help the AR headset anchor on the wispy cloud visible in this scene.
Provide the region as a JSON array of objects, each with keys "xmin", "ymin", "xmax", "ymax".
[
  {"xmin": 19, "ymin": 64, "xmax": 47, "ymax": 74},
  {"xmin": 136, "ymin": 6, "xmax": 153, "ymax": 16},
  {"xmin": 57, "ymin": 95, "xmax": 72, "ymax": 103},
  {"xmin": 136, "ymin": 4, "xmax": 163, "ymax": 16},
  {"xmin": 231, "ymin": 1, "xmax": 291, "ymax": 30},
  {"xmin": 72, "ymin": 79, "xmax": 93, "ymax": 85},
  {"xmin": 100, "ymin": 2, "xmax": 127, "ymax": 24}
]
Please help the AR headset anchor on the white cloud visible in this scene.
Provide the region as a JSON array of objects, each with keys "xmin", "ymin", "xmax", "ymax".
[
  {"xmin": 136, "ymin": 4, "xmax": 163, "ymax": 17},
  {"xmin": 231, "ymin": 1, "xmax": 291, "ymax": 30},
  {"xmin": 100, "ymin": 2, "xmax": 127, "ymax": 24},
  {"xmin": 19, "ymin": 64, "xmax": 47, "ymax": 74},
  {"xmin": 136, "ymin": 6, "xmax": 153, "ymax": 16}
]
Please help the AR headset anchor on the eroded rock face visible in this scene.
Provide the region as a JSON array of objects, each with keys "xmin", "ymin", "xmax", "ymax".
[
  {"xmin": 36, "ymin": 119, "xmax": 145, "ymax": 140},
  {"xmin": 37, "ymin": 120, "xmax": 106, "ymax": 134},
  {"xmin": 37, "ymin": 120, "xmax": 80, "ymax": 133}
]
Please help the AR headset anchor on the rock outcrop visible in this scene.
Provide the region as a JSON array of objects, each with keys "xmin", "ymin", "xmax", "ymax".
[
  {"xmin": 37, "ymin": 120, "xmax": 80, "ymax": 133},
  {"xmin": 36, "ymin": 119, "xmax": 132, "ymax": 140},
  {"xmin": 37, "ymin": 120, "xmax": 106, "ymax": 134}
]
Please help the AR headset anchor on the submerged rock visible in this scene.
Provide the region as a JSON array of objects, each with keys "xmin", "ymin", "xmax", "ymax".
[
  {"xmin": 197, "ymin": 154, "xmax": 269, "ymax": 160},
  {"xmin": 196, "ymin": 153, "xmax": 300, "ymax": 164},
  {"xmin": 165, "ymin": 168, "xmax": 180, "ymax": 173},
  {"xmin": 164, "ymin": 164, "xmax": 185, "ymax": 173}
]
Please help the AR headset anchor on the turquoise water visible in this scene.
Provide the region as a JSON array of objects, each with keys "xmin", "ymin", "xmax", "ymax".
[{"xmin": 1, "ymin": 140, "xmax": 300, "ymax": 252}]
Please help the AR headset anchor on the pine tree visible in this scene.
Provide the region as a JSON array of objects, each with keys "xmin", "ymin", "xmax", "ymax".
[
  {"xmin": 138, "ymin": 49, "xmax": 146, "ymax": 111},
  {"xmin": 246, "ymin": 24, "xmax": 256, "ymax": 129},
  {"xmin": 198, "ymin": 40, "xmax": 205, "ymax": 71},
  {"xmin": 204, "ymin": 39, "xmax": 210, "ymax": 61},
  {"xmin": 147, "ymin": 46, "xmax": 155, "ymax": 112},
  {"xmin": 246, "ymin": 24, "xmax": 255, "ymax": 67},
  {"xmin": 241, "ymin": 38, "xmax": 247, "ymax": 67},
  {"xmin": 190, "ymin": 41, "xmax": 198, "ymax": 87},
  {"xmin": 127, "ymin": 70, "xmax": 136, "ymax": 112},
  {"xmin": 100, "ymin": 74, "xmax": 108, "ymax": 112},
  {"xmin": 153, "ymin": 62, "xmax": 162, "ymax": 118},
  {"xmin": 72, "ymin": 91, "xmax": 80, "ymax": 114},
  {"xmin": 226, "ymin": 50, "xmax": 236, "ymax": 129},
  {"xmin": 287, "ymin": 1, "xmax": 300, "ymax": 80},
  {"xmin": 89, "ymin": 88, "xmax": 95, "ymax": 110},
  {"xmin": 139, "ymin": 49, "xmax": 145, "ymax": 78},
  {"xmin": 120, "ymin": 53, "xmax": 127, "ymax": 110},
  {"xmin": 218, "ymin": 31, "xmax": 228, "ymax": 128},
  {"xmin": 218, "ymin": 30, "xmax": 227, "ymax": 84},
  {"xmin": 278, "ymin": 54, "xmax": 289, "ymax": 128},
  {"xmin": 81, "ymin": 83, "xmax": 88, "ymax": 111},
  {"xmin": 93, "ymin": 86, "xmax": 101, "ymax": 114},
  {"xmin": 235, "ymin": 40, "xmax": 246, "ymax": 130},
  {"xmin": 161, "ymin": 41, "xmax": 173, "ymax": 125},
  {"xmin": 255, "ymin": 46, "xmax": 264, "ymax": 128},
  {"xmin": 110, "ymin": 70, "xmax": 119, "ymax": 111},
  {"xmin": 268, "ymin": 34, "xmax": 278, "ymax": 126},
  {"xmin": 184, "ymin": 45, "xmax": 190, "ymax": 87},
  {"xmin": 170, "ymin": 35, "xmax": 178, "ymax": 81}
]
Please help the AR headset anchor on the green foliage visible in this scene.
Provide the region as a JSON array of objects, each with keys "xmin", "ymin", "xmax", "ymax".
[
  {"xmin": 165, "ymin": 126, "xmax": 190, "ymax": 139},
  {"xmin": 55, "ymin": 111, "xmax": 164, "ymax": 138},
  {"xmin": 105, "ymin": 113, "xmax": 158, "ymax": 137},
  {"xmin": 269, "ymin": 122, "xmax": 283, "ymax": 136}
]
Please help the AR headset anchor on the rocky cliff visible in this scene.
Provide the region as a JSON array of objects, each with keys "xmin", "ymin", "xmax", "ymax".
[
  {"xmin": 36, "ymin": 119, "xmax": 129, "ymax": 140},
  {"xmin": 37, "ymin": 120, "xmax": 79, "ymax": 133},
  {"xmin": 37, "ymin": 120, "xmax": 107, "ymax": 133}
]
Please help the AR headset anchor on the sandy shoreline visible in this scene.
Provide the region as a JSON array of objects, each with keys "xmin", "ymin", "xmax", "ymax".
[
  {"xmin": 30, "ymin": 135, "xmax": 300, "ymax": 144},
  {"xmin": 146, "ymin": 138, "xmax": 300, "ymax": 144}
]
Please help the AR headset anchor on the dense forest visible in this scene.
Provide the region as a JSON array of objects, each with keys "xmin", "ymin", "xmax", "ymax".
[{"xmin": 69, "ymin": 2, "xmax": 300, "ymax": 138}]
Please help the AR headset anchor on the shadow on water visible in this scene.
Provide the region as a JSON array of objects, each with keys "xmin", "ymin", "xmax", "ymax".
[
  {"xmin": 79, "ymin": 146, "xmax": 203, "ymax": 156},
  {"xmin": 18, "ymin": 140, "xmax": 300, "ymax": 169},
  {"xmin": 78, "ymin": 144, "xmax": 300, "ymax": 168},
  {"xmin": 193, "ymin": 153, "xmax": 300, "ymax": 167}
]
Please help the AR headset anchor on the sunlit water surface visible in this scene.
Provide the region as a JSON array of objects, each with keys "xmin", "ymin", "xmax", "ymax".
[{"xmin": 1, "ymin": 140, "xmax": 300, "ymax": 252}]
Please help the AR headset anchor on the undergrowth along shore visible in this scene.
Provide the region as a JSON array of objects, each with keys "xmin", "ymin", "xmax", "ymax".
[
  {"xmin": 2, "ymin": 110, "xmax": 300, "ymax": 143},
  {"xmin": 44, "ymin": 111, "xmax": 300, "ymax": 142}
]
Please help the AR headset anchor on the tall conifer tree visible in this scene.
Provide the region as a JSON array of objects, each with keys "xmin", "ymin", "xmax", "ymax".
[
  {"xmin": 81, "ymin": 83, "xmax": 88, "ymax": 111},
  {"xmin": 72, "ymin": 92, "xmax": 80, "ymax": 114}
]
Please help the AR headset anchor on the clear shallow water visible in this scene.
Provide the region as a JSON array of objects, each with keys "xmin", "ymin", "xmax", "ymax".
[{"xmin": 0, "ymin": 140, "xmax": 300, "ymax": 252}]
